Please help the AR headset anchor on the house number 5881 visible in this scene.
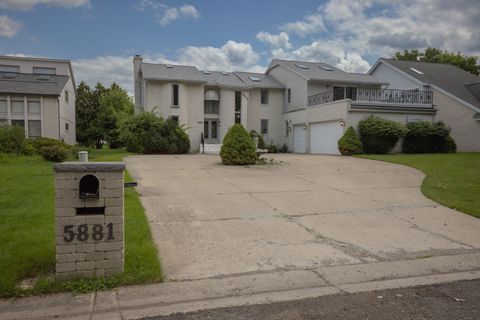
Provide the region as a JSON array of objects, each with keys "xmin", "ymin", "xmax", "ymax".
[{"xmin": 63, "ymin": 223, "xmax": 114, "ymax": 242}]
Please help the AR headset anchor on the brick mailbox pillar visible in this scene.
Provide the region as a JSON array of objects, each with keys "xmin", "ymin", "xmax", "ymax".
[{"xmin": 53, "ymin": 162, "xmax": 126, "ymax": 280}]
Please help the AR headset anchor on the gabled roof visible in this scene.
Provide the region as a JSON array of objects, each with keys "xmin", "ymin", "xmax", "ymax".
[
  {"xmin": 374, "ymin": 58, "xmax": 480, "ymax": 109},
  {"xmin": 266, "ymin": 59, "xmax": 387, "ymax": 85},
  {"xmin": 140, "ymin": 63, "xmax": 206, "ymax": 83},
  {"xmin": 234, "ymin": 72, "xmax": 284, "ymax": 89},
  {"xmin": 0, "ymin": 73, "xmax": 69, "ymax": 96}
]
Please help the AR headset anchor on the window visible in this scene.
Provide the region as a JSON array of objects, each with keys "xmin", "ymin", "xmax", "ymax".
[
  {"xmin": 65, "ymin": 90, "xmax": 69, "ymax": 104},
  {"xmin": 28, "ymin": 120, "xmax": 41, "ymax": 137},
  {"xmin": 235, "ymin": 91, "xmax": 241, "ymax": 124},
  {"xmin": 287, "ymin": 88, "xmax": 291, "ymax": 103},
  {"xmin": 172, "ymin": 84, "xmax": 179, "ymax": 106},
  {"xmin": 171, "ymin": 116, "xmax": 179, "ymax": 122},
  {"xmin": 28, "ymin": 99, "xmax": 41, "ymax": 114},
  {"xmin": 260, "ymin": 89, "xmax": 269, "ymax": 105},
  {"xmin": 204, "ymin": 101, "xmax": 219, "ymax": 114},
  {"xmin": 345, "ymin": 87, "xmax": 357, "ymax": 101},
  {"xmin": 0, "ymin": 97, "xmax": 6, "ymax": 114},
  {"xmin": 261, "ymin": 119, "xmax": 268, "ymax": 135},
  {"xmin": 11, "ymin": 98, "xmax": 24, "ymax": 114},
  {"xmin": 0, "ymin": 65, "xmax": 19, "ymax": 73},
  {"xmin": 285, "ymin": 120, "xmax": 289, "ymax": 137},
  {"xmin": 11, "ymin": 119, "xmax": 24, "ymax": 128},
  {"xmin": 65, "ymin": 123, "xmax": 69, "ymax": 130},
  {"xmin": 333, "ymin": 87, "xmax": 345, "ymax": 101},
  {"xmin": 249, "ymin": 76, "xmax": 261, "ymax": 82},
  {"xmin": 33, "ymin": 67, "xmax": 56, "ymax": 75}
]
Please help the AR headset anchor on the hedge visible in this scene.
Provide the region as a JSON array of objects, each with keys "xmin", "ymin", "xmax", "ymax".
[{"xmin": 358, "ymin": 116, "xmax": 407, "ymax": 154}]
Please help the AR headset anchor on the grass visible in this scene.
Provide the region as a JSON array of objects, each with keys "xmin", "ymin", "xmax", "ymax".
[
  {"xmin": 0, "ymin": 148, "xmax": 162, "ymax": 297},
  {"xmin": 357, "ymin": 153, "xmax": 480, "ymax": 218}
]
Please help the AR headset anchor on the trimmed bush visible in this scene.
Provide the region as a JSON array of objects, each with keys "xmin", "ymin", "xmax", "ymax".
[
  {"xmin": 359, "ymin": 116, "xmax": 407, "ymax": 154},
  {"xmin": 338, "ymin": 126, "xmax": 363, "ymax": 155},
  {"xmin": 402, "ymin": 121, "xmax": 453, "ymax": 153},
  {"xmin": 39, "ymin": 145, "xmax": 69, "ymax": 162},
  {"xmin": 221, "ymin": 124, "xmax": 258, "ymax": 165},
  {"xmin": 120, "ymin": 112, "xmax": 190, "ymax": 154},
  {"xmin": 0, "ymin": 125, "xmax": 27, "ymax": 155},
  {"xmin": 439, "ymin": 134, "xmax": 457, "ymax": 153},
  {"xmin": 30, "ymin": 137, "xmax": 71, "ymax": 154},
  {"xmin": 249, "ymin": 130, "xmax": 266, "ymax": 149}
]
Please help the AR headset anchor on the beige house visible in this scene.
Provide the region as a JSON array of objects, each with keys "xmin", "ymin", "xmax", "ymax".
[
  {"xmin": 369, "ymin": 59, "xmax": 480, "ymax": 152},
  {"xmin": 0, "ymin": 55, "xmax": 76, "ymax": 144},
  {"xmin": 133, "ymin": 56, "xmax": 447, "ymax": 154}
]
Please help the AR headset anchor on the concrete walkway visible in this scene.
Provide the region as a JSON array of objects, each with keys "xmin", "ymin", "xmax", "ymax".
[{"xmin": 2, "ymin": 154, "xmax": 480, "ymax": 319}]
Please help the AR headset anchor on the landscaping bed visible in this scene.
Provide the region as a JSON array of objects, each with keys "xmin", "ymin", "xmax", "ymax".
[
  {"xmin": 0, "ymin": 149, "xmax": 162, "ymax": 297},
  {"xmin": 357, "ymin": 153, "xmax": 480, "ymax": 218}
]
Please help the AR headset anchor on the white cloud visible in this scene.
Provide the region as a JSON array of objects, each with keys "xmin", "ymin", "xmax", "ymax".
[
  {"xmin": 177, "ymin": 40, "xmax": 262, "ymax": 71},
  {"xmin": 0, "ymin": 0, "xmax": 91, "ymax": 11},
  {"xmin": 0, "ymin": 15, "xmax": 22, "ymax": 38},
  {"xmin": 139, "ymin": 1, "xmax": 200, "ymax": 26},
  {"xmin": 256, "ymin": 31, "xmax": 291, "ymax": 49},
  {"xmin": 280, "ymin": 13, "xmax": 325, "ymax": 36}
]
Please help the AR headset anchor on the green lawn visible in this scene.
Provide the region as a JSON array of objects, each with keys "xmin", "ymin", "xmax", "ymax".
[
  {"xmin": 0, "ymin": 149, "xmax": 162, "ymax": 297},
  {"xmin": 357, "ymin": 153, "xmax": 480, "ymax": 218}
]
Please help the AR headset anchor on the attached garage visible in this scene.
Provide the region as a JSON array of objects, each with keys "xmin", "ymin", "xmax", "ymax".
[
  {"xmin": 293, "ymin": 125, "xmax": 306, "ymax": 153},
  {"xmin": 309, "ymin": 121, "xmax": 344, "ymax": 155}
]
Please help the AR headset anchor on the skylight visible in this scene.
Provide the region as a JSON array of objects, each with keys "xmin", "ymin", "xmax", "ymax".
[
  {"xmin": 249, "ymin": 76, "xmax": 261, "ymax": 82},
  {"xmin": 202, "ymin": 70, "xmax": 211, "ymax": 75},
  {"xmin": 221, "ymin": 72, "xmax": 229, "ymax": 76},
  {"xmin": 295, "ymin": 63, "xmax": 309, "ymax": 69},
  {"xmin": 409, "ymin": 67, "xmax": 424, "ymax": 75},
  {"xmin": 165, "ymin": 64, "xmax": 173, "ymax": 68},
  {"xmin": 319, "ymin": 65, "xmax": 333, "ymax": 71}
]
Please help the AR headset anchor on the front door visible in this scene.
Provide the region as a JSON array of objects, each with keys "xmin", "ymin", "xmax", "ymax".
[{"xmin": 204, "ymin": 119, "xmax": 219, "ymax": 143}]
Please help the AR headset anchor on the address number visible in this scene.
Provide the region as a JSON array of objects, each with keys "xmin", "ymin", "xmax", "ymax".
[{"xmin": 63, "ymin": 223, "xmax": 115, "ymax": 243}]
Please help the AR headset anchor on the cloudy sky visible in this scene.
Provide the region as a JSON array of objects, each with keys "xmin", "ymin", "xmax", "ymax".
[{"xmin": 1, "ymin": 0, "xmax": 479, "ymax": 93}]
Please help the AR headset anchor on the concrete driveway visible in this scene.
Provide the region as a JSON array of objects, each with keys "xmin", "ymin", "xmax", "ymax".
[{"xmin": 126, "ymin": 154, "xmax": 480, "ymax": 284}]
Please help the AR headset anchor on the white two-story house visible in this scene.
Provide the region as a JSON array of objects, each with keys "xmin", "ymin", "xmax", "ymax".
[
  {"xmin": 134, "ymin": 56, "xmax": 437, "ymax": 154},
  {"xmin": 0, "ymin": 55, "xmax": 76, "ymax": 144}
]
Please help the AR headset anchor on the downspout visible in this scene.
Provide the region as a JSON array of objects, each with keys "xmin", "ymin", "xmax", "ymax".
[{"xmin": 58, "ymin": 97, "xmax": 61, "ymax": 140}]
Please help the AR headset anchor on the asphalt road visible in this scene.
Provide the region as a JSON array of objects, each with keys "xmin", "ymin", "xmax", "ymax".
[{"xmin": 146, "ymin": 279, "xmax": 480, "ymax": 320}]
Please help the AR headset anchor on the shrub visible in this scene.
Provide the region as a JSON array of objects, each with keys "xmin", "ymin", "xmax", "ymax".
[
  {"xmin": 39, "ymin": 145, "xmax": 69, "ymax": 162},
  {"xmin": 120, "ymin": 112, "xmax": 190, "ymax": 154},
  {"xmin": 439, "ymin": 134, "xmax": 457, "ymax": 153},
  {"xmin": 221, "ymin": 124, "xmax": 257, "ymax": 165},
  {"xmin": 0, "ymin": 125, "xmax": 27, "ymax": 155},
  {"xmin": 266, "ymin": 144, "xmax": 278, "ymax": 153},
  {"xmin": 249, "ymin": 130, "xmax": 266, "ymax": 149},
  {"xmin": 338, "ymin": 126, "xmax": 363, "ymax": 155},
  {"xmin": 279, "ymin": 143, "xmax": 288, "ymax": 153},
  {"xmin": 358, "ymin": 116, "xmax": 407, "ymax": 154},
  {"xmin": 402, "ymin": 121, "xmax": 452, "ymax": 153},
  {"xmin": 30, "ymin": 137, "xmax": 71, "ymax": 154}
]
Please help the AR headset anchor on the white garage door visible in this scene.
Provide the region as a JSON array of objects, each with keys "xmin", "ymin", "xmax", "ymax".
[
  {"xmin": 309, "ymin": 121, "xmax": 344, "ymax": 155},
  {"xmin": 293, "ymin": 125, "xmax": 306, "ymax": 153}
]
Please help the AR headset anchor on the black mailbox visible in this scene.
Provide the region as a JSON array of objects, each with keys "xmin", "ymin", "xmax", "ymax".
[{"xmin": 79, "ymin": 174, "xmax": 100, "ymax": 198}]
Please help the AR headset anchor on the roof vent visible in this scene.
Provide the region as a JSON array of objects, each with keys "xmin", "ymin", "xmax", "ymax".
[
  {"xmin": 319, "ymin": 65, "xmax": 333, "ymax": 71},
  {"xmin": 202, "ymin": 70, "xmax": 211, "ymax": 75},
  {"xmin": 38, "ymin": 75, "xmax": 50, "ymax": 80},
  {"xmin": 295, "ymin": 63, "xmax": 309, "ymax": 69},
  {"xmin": 1, "ymin": 73, "xmax": 17, "ymax": 79},
  {"xmin": 409, "ymin": 67, "xmax": 424, "ymax": 75},
  {"xmin": 248, "ymin": 76, "xmax": 261, "ymax": 82},
  {"xmin": 165, "ymin": 64, "xmax": 173, "ymax": 68}
]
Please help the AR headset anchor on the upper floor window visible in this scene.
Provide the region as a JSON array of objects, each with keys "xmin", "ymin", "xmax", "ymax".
[
  {"xmin": 260, "ymin": 89, "xmax": 269, "ymax": 105},
  {"xmin": 11, "ymin": 97, "xmax": 24, "ymax": 115},
  {"xmin": 65, "ymin": 123, "xmax": 69, "ymax": 130},
  {"xmin": 28, "ymin": 98, "xmax": 41, "ymax": 114},
  {"xmin": 287, "ymin": 88, "xmax": 291, "ymax": 103},
  {"xmin": 33, "ymin": 67, "xmax": 56, "ymax": 75},
  {"xmin": 235, "ymin": 91, "xmax": 241, "ymax": 124},
  {"xmin": 0, "ymin": 65, "xmax": 19, "ymax": 73},
  {"xmin": 65, "ymin": 90, "xmax": 69, "ymax": 104},
  {"xmin": 172, "ymin": 84, "xmax": 179, "ymax": 107},
  {"xmin": 0, "ymin": 97, "xmax": 7, "ymax": 114},
  {"xmin": 204, "ymin": 101, "xmax": 219, "ymax": 114}
]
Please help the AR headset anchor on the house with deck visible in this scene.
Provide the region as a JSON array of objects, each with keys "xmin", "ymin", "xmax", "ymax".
[{"xmin": 134, "ymin": 56, "xmax": 438, "ymax": 154}]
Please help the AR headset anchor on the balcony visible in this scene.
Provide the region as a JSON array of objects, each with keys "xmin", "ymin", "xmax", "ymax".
[{"xmin": 308, "ymin": 87, "xmax": 433, "ymax": 107}]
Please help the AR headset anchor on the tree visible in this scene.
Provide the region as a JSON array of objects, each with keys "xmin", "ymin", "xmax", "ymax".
[{"xmin": 394, "ymin": 48, "xmax": 480, "ymax": 75}]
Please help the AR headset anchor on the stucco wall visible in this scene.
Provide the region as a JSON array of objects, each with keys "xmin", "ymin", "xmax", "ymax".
[
  {"xmin": 218, "ymin": 89, "xmax": 235, "ymax": 143},
  {"xmin": 247, "ymin": 88, "xmax": 284, "ymax": 146},
  {"xmin": 371, "ymin": 63, "xmax": 420, "ymax": 90},
  {"xmin": 42, "ymin": 96, "xmax": 60, "ymax": 140},
  {"xmin": 185, "ymin": 84, "xmax": 203, "ymax": 151},
  {"xmin": 58, "ymin": 77, "xmax": 76, "ymax": 144},
  {"xmin": 433, "ymin": 90, "xmax": 480, "ymax": 152},
  {"xmin": 268, "ymin": 66, "xmax": 307, "ymax": 112}
]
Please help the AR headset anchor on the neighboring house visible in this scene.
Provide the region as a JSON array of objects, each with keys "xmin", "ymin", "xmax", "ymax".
[
  {"xmin": 369, "ymin": 59, "xmax": 480, "ymax": 152},
  {"xmin": 0, "ymin": 55, "xmax": 76, "ymax": 144},
  {"xmin": 134, "ymin": 56, "xmax": 436, "ymax": 154}
]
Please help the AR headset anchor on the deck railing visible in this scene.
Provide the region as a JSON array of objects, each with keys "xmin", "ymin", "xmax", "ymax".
[{"xmin": 307, "ymin": 88, "xmax": 433, "ymax": 107}]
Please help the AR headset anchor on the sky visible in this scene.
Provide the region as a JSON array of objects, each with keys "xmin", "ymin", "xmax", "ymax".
[{"xmin": 0, "ymin": 0, "xmax": 479, "ymax": 93}]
